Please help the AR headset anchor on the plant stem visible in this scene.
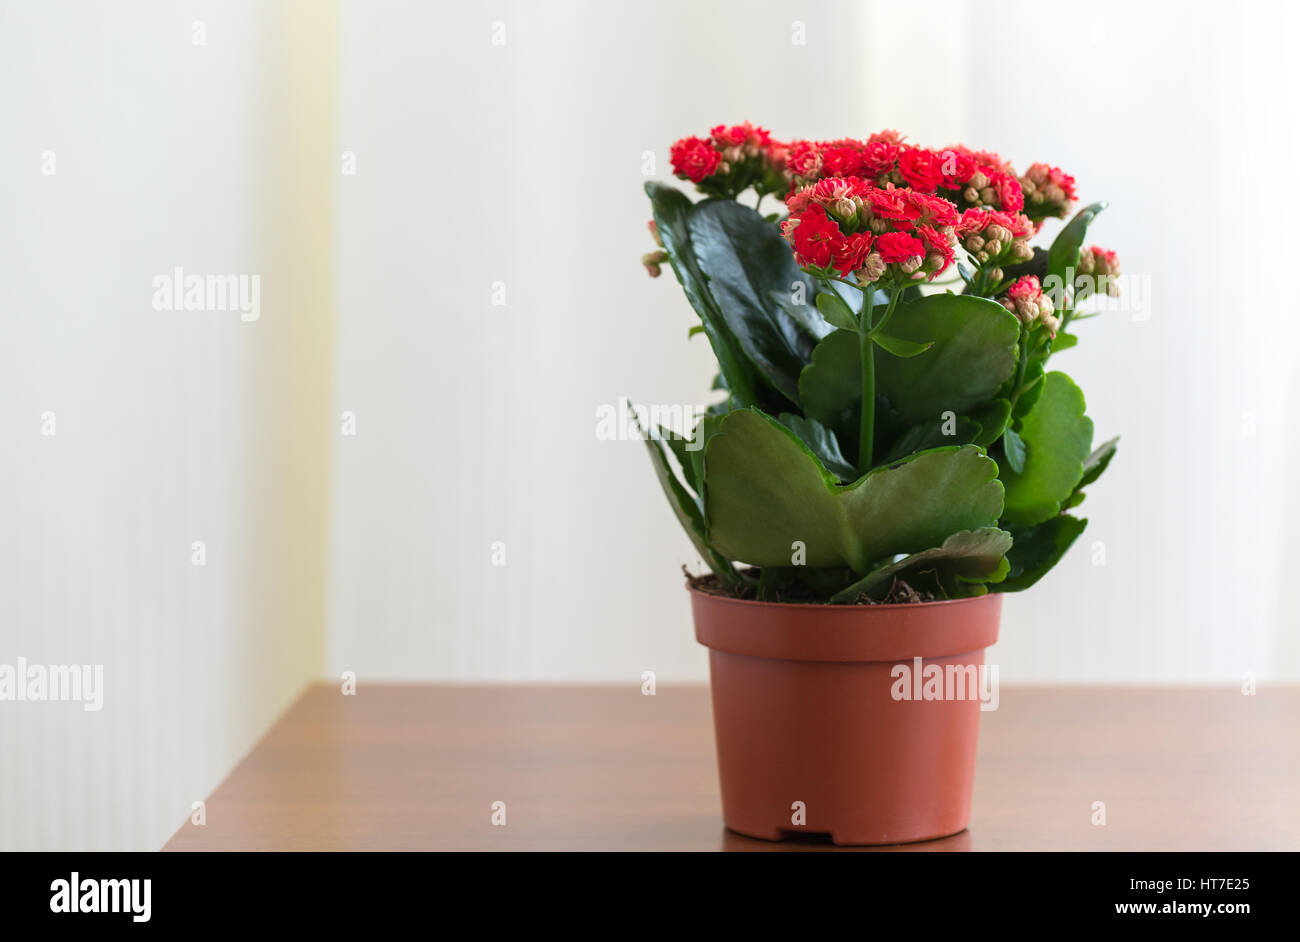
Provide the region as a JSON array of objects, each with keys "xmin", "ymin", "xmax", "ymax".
[
  {"xmin": 856, "ymin": 283, "xmax": 903, "ymax": 471},
  {"xmin": 857, "ymin": 284, "xmax": 876, "ymax": 470}
]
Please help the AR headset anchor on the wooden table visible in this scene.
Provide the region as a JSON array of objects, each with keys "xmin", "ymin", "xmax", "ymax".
[{"xmin": 164, "ymin": 684, "xmax": 1300, "ymax": 851}]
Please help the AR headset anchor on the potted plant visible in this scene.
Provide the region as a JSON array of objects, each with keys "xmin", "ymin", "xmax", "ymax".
[{"xmin": 638, "ymin": 124, "xmax": 1120, "ymax": 845}]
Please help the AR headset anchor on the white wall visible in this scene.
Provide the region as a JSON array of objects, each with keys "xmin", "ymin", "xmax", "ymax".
[
  {"xmin": 328, "ymin": 0, "xmax": 1300, "ymax": 685},
  {"xmin": 0, "ymin": 0, "xmax": 335, "ymax": 850}
]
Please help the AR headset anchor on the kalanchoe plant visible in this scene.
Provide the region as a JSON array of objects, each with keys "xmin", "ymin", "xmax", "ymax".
[{"xmin": 640, "ymin": 124, "xmax": 1121, "ymax": 604}]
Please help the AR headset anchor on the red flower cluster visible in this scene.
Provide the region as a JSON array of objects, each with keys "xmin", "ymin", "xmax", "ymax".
[
  {"xmin": 669, "ymin": 122, "xmax": 780, "ymax": 187},
  {"xmin": 956, "ymin": 207, "xmax": 1035, "ymax": 265},
  {"xmin": 1075, "ymin": 245, "xmax": 1122, "ymax": 300},
  {"xmin": 1019, "ymin": 162, "xmax": 1078, "ymax": 223},
  {"xmin": 782, "ymin": 134, "xmax": 1027, "ymax": 216},
  {"xmin": 669, "ymin": 136, "xmax": 721, "ymax": 183},
  {"xmin": 781, "ymin": 176, "xmax": 959, "ymax": 283},
  {"xmin": 1000, "ymin": 275, "xmax": 1060, "ymax": 333}
]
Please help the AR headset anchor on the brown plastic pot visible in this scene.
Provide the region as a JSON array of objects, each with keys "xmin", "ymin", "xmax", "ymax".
[{"xmin": 691, "ymin": 587, "xmax": 1001, "ymax": 846}]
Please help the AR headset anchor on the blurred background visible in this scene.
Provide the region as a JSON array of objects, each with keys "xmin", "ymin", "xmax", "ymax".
[{"xmin": 2, "ymin": 0, "xmax": 1297, "ymax": 850}]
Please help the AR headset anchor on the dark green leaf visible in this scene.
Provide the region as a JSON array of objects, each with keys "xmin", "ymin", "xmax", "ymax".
[
  {"xmin": 778, "ymin": 413, "xmax": 857, "ymax": 482},
  {"xmin": 687, "ymin": 199, "xmax": 825, "ymax": 405},
  {"xmin": 873, "ymin": 294, "xmax": 1021, "ymax": 427},
  {"xmin": 970, "ymin": 399, "xmax": 1012, "ymax": 446},
  {"xmin": 797, "ymin": 329, "xmax": 860, "ymax": 431},
  {"xmin": 1002, "ymin": 426, "xmax": 1027, "ymax": 474},
  {"xmin": 882, "ymin": 413, "xmax": 981, "ymax": 463},
  {"xmin": 646, "ymin": 183, "xmax": 764, "ymax": 408},
  {"xmin": 637, "ymin": 411, "xmax": 738, "ymax": 586},
  {"xmin": 996, "ymin": 514, "xmax": 1088, "ymax": 591}
]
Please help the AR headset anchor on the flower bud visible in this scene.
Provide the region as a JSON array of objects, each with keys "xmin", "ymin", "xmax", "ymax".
[
  {"xmin": 989, "ymin": 267, "xmax": 1004, "ymax": 283},
  {"xmin": 963, "ymin": 186, "xmax": 980, "ymax": 203},
  {"xmin": 856, "ymin": 253, "xmax": 886, "ymax": 284},
  {"xmin": 985, "ymin": 224, "xmax": 1010, "ymax": 244},
  {"xmin": 965, "ymin": 235, "xmax": 986, "ymax": 252},
  {"xmin": 979, "ymin": 186, "xmax": 995, "ymax": 205},
  {"xmin": 648, "ymin": 219, "xmax": 663, "ymax": 248},
  {"xmin": 642, "ymin": 250, "xmax": 668, "ymax": 277},
  {"xmin": 969, "ymin": 171, "xmax": 989, "ymax": 190},
  {"xmin": 900, "ymin": 256, "xmax": 923, "ymax": 275},
  {"xmin": 1076, "ymin": 250, "xmax": 1095, "ymax": 275},
  {"xmin": 923, "ymin": 253, "xmax": 946, "ymax": 273},
  {"xmin": 1010, "ymin": 240, "xmax": 1033, "ymax": 261},
  {"xmin": 830, "ymin": 197, "xmax": 858, "ymax": 224},
  {"xmin": 984, "ymin": 238, "xmax": 1003, "ymax": 256}
]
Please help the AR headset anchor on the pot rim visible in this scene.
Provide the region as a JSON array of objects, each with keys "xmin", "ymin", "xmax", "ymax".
[
  {"xmin": 689, "ymin": 583, "xmax": 1002, "ymax": 661},
  {"xmin": 685, "ymin": 583, "xmax": 996, "ymax": 611}
]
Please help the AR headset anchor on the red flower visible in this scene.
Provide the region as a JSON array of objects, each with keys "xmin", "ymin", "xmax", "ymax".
[
  {"xmin": 874, "ymin": 231, "xmax": 926, "ymax": 264},
  {"xmin": 957, "ymin": 208, "xmax": 992, "ymax": 234},
  {"xmin": 820, "ymin": 144, "xmax": 864, "ymax": 178},
  {"xmin": 789, "ymin": 204, "xmax": 843, "ymax": 270},
  {"xmin": 670, "ymin": 136, "xmax": 721, "ymax": 183},
  {"xmin": 990, "ymin": 171, "xmax": 1025, "ymax": 212},
  {"xmin": 709, "ymin": 121, "xmax": 772, "ymax": 150},
  {"xmin": 784, "ymin": 140, "xmax": 823, "ymax": 179},
  {"xmin": 862, "ymin": 139, "xmax": 900, "ymax": 177},
  {"xmin": 916, "ymin": 224, "xmax": 956, "ymax": 277},
  {"xmin": 936, "ymin": 148, "xmax": 977, "ymax": 188},
  {"xmin": 1007, "ymin": 275, "xmax": 1043, "ymax": 302},
  {"xmin": 904, "ymin": 190, "xmax": 960, "ymax": 228},
  {"xmin": 833, "ymin": 232, "xmax": 874, "ymax": 276},
  {"xmin": 867, "ymin": 186, "xmax": 922, "ymax": 225},
  {"xmin": 897, "ymin": 147, "xmax": 943, "ymax": 193}
]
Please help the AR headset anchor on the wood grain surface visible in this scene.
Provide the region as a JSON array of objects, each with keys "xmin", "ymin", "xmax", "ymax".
[{"xmin": 164, "ymin": 684, "xmax": 1300, "ymax": 851}]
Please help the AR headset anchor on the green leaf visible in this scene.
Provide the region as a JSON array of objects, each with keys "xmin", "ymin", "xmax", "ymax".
[
  {"xmin": 882, "ymin": 413, "xmax": 981, "ymax": 463},
  {"xmin": 996, "ymin": 515, "xmax": 1088, "ymax": 591},
  {"xmin": 704, "ymin": 410, "xmax": 1004, "ymax": 572},
  {"xmin": 1011, "ymin": 359, "xmax": 1045, "ymax": 420},
  {"xmin": 1000, "ymin": 372, "xmax": 1094, "ymax": 526},
  {"xmin": 777, "ymin": 413, "xmax": 856, "ymax": 482},
  {"xmin": 872, "ymin": 333, "xmax": 935, "ymax": 358},
  {"xmin": 688, "ymin": 412, "xmax": 725, "ymax": 499},
  {"xmin": 636, "ymin": 411, "xmax": 738, "ymax": 586},
  {"xmin": 1045, "ymin": 332, "xmax": 1078, "ymax": 355},
  {"xmin": 873, "ymin": 294, "xmax": 1021, "ymax": 427},
  {"xmin": 970, "ymin": 399, "xmax": 1012, "ymax": 447},
  {"xmin": 646, "ymin": 183, "xmax": 764, "ymax": 408},
  {"xmin": 687, "ymin": 199, "xmax": 826, "ymax": 405},
  {"xmin": 658, "ymin": 425, "xmax": 702, "ymax": 494},
  {"xmin": 1078, "ymin": 435, "xmax": 1119, "ymax": 489},
  {"xmin": 829, "ymin": 528, "xmax": 1014, "ymax": 603},
  {"xmin": 815, "ymin": 292, "xmax": 858, "ymax": 331},
  {"xmin": 1002, "ymin": 426, "xmax": 1027, "ymax": 474},
  {"xmin": 797, "ymin": 328, "xmax": 860, "ymax": 431},
  {"xmin": 1047, "ymin": 202, "xmax": 1107, "ymax": 307}
]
